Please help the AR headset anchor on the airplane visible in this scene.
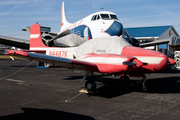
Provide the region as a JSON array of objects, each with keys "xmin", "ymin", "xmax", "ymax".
[
  {"xmin": 60, "ymin": 2, "xmax": 122, "ymax": 39},
  {"xmin": 6, "ymin": 23, "xmax": 175, "ymax": 92},
  {"xmin": 0, "ymin": 1, "xmax": 138, "ymax": 49}
]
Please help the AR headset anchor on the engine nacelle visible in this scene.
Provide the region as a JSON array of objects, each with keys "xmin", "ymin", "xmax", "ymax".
[{"xmin": 78, "ymin": 53, "xmax": 137, "ymax": 73}]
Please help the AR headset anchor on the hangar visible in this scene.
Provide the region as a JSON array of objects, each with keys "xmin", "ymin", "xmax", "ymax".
[{"xmin": 126, "ymin": 25, "xmax": 180, "ymax": 56}]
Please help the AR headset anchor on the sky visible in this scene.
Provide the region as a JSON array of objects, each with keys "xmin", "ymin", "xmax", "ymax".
[{"xmin": 0, "ymin": 0, "xmax": 180, "ymax": 40}]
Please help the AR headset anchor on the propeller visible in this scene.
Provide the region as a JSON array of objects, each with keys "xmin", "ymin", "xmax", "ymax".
[
  {"xmin": 51, "ymin": 29, "xmax": 70, "ymax": 42},
  {"xmin": 45, "ymin": 29, "xmax": 70, "ymax": 46},
  {"xmin": 123, "ymin": 61, "xmax": 136, "ymax": 66},
  {"xmin": 123, "ymin": 59, "xmax": 144, "ymax": 68}
]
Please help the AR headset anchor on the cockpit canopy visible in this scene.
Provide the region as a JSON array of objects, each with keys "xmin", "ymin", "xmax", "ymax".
[{"xmin": 91, "ymin": 13, "xmax": 119, "ymax": 21}]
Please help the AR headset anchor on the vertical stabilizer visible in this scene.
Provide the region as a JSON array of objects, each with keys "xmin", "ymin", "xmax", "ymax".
[
  {"xmin": 30, "ymin": 23, "xmax": 48, "ymax": 49},
  {"xmin": 60, "ymin": 1, "xmax": 72, "ymax": 32}
]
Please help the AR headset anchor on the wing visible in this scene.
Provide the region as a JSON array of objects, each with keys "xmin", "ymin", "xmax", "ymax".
[
  {"xmin": 140, "ymin": 39, "xmax": 169, "ymax": 47},
  {"xmin": 0, "ymin": 35, "xmax": 29, "ymax": 49},
  {"xmin": 6, "ymin": 50, "xmax": 99, "ymax": 72}
]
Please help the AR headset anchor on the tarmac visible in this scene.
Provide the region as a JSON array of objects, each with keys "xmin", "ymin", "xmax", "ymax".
[{"xmin": 0, "ymin": 56, "xmax": 180, "ymax": 120}]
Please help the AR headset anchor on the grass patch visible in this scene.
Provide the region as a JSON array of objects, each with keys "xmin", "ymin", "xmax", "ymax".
[{"xmin": 0, "ymin": 55, "xmax": 26, "ymax": 60}]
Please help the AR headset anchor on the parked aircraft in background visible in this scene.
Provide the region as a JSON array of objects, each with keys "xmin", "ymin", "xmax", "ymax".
[
  {"xmin": 60, "ymin": 2, "xmax": 122, "ymax": 40},
  {"xmin": 0, "ymin": 1, "xmax": 138, "ymax": 49},
  {"xmin": 6, "ymin": 23, "xmax": 175, "ymax": 92}
]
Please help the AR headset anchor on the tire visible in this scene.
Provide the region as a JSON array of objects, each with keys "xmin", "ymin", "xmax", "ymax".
[
  {"xmin": 120, "ymin": 76, "xmax": 130, "ymax": 85},
  {"xmin": 85, "ymin": 80, "xmax": 96, "ymax": 91}
]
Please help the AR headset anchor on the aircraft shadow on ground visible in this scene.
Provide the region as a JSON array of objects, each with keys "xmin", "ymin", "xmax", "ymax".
[
  {"xmin": 91, "ymin": 76, "xmax": 180, "ymax": 98},
  {"xmin": 63, "ymin": 75, "xmax": 85, "ymax": 80},
  {"xmin": 160, "ymin": 68, "xmax": 180, "ymax": 74},
  {"xmin": 0, "ymin": 108, "xmax": 95, "ymax": 120},
  {"xmin": 65, "ymin": 75, "xmax": 180, "ymax": 98}
]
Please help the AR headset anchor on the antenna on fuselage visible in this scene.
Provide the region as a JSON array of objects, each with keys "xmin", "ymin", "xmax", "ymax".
[{"xmin": 100, "ymin": 8, "xmax": 104, "ymax": 11}]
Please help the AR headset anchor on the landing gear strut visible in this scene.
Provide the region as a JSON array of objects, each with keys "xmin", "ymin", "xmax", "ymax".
[
  {"xmin": 82, "ymin": 71, "xmax": 97, "ymax": 91},
  {"xmin": 120, "ymin": 75, "xmax": 130, "ymax": 85},
  {"xmin": 141, "ymin": 76, "xmax": 147, "ymax": 92},
  {"xmin": 120, "ymin": 74, "xmax": 148, "ymax": 92}
]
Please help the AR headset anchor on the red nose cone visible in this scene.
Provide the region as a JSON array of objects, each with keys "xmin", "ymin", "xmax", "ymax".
[{"xmin": 168, "ymin": 58, "xmax": 176, "ymax": 65}]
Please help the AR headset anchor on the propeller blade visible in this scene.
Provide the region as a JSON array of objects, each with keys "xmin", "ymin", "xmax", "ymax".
[
  {"xmin": 123, "ymin": 59, "xmax": 143, "ymax": 68},
  {"xmin": 50, "ymin": 29, "xmax": 70, "ymax": 42},
  {"xmin": 46, "ymin": 29, "xmax": 70, "ymax": 46},
  {"xmin": 123, "ymin": 61, "xmax": 136, "ymax": 66}
]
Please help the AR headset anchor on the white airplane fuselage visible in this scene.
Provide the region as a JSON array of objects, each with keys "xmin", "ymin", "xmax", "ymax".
[
  {"xmin": 60, "ymin": 2, "xmax": 123, "ymax": 40},
  {"xmin": 62, "ymin": 12, "xmax": 123, "ymax": 40}
]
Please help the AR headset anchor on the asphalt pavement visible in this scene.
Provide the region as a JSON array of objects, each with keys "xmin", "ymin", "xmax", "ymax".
[{"xmin": 0, "ymin": 57, "xmax": 180, "ymax": 120}]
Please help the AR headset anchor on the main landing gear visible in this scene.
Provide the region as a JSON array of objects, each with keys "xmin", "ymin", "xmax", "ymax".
[
  {"xmin": 82, "ymin": 71, "xmax": 148, "ymax": 92},
  {"xmin": 120, "ymin": 75, "xmax": 130, "ymax": 85},
  {"xmin": 82, "ymin": 71, "xmax": 97, "ymax": 92},
  {"xmin": 120, "ymin": 75, "xmax": 147, "ymax": 92},
  {"xmin": 85, "ymin": 80, "xmax": 96, "ymax": 91}
]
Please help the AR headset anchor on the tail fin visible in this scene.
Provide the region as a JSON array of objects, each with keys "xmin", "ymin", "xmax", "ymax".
[
  {"xmin": 60, "ymin": 1, "xmax": 72, "ymax": 32},
  {"xmin": 30, "ymin": 23, "xmax": 48, "ymax": 49}
]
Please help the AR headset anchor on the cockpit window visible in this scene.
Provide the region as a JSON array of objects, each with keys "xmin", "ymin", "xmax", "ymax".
[
  {"xmin": 100, "ymin": 14, "xmax": 110, "ymax": 19},
  {"xmin": 93, "ymin": 15, "xmax": 97, "ymax": 20},
  {"xmin": 91, "ymin": 14, "xmax": 118, "ymax": 21},
  {"xmin": 97, "ymin": 15, "xmax": 100, "ymax": 20},
  {"xmin": 91, "ymin": 15, "xmax": 98, "ymax": 21},
  {"xmin": 91, "ymin": 16, "xmax": 95, "ymax": 21},
  {"xmin": 110, "ymin": 14, "xmax": 118, "ymax": 20}
]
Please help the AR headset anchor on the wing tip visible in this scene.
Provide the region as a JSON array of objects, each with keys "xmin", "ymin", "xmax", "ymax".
[{"xmin": 6, "ymin": 50, "xmax": 29, "ymax": 57}]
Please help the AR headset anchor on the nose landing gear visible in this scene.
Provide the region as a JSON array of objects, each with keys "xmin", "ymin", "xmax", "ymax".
[{"xmin": 141, "ymin": 77, "xmax": 147, "ymax": 92}]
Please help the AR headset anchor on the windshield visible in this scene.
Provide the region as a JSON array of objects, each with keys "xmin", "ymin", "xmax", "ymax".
[
  {"xmin": 92, "ymin": 14, "xmax": 119, "ymax": 21},
  {"xmin": 110, "ymin": 14, "xmax": 118, "ymax": 20},
  {"xmin": 100, "ymin": 14, "xmax": 110, "ymax": 19}
]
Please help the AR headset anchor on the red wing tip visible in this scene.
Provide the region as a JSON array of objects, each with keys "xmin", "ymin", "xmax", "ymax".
[{"xmin": 6, "ymin": 50, "xmax": 29, "ymax": 57}]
